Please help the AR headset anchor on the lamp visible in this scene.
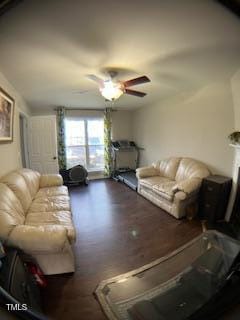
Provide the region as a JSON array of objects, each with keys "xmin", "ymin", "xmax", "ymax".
[{"xmin": 99, "ymin": 80, "xmax": 124, "ymax": 101}]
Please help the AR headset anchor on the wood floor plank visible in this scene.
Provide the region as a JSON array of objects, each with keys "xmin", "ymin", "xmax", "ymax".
[{"xmin": 43, "ymin": 179, "xmax": 202, "ymax": 320}]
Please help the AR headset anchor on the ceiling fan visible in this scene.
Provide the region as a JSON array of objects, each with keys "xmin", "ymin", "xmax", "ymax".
[{"xmin": 86, "ymin": 71, "xmax": 151, "ymax": 101}]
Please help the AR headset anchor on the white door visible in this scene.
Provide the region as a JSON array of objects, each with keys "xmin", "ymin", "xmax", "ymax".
[{"xmin": 28, "ymin": 116, "xmax": 59, "ymax": 174}]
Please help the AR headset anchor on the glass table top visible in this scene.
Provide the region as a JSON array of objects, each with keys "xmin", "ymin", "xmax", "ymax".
[{"xmin": 95, "ymin": 230, "xmax": 240, "ymax": 320}]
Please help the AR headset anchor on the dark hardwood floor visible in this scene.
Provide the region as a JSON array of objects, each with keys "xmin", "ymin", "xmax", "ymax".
[{"xmin": 43, "ymin": 179, "xmax": 202, "ymax": 320}]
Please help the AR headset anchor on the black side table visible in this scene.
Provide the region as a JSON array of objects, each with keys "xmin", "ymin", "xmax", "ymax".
[{"xmin": 199, "ymin": 175, "xmax": 232, "ymax": 223}]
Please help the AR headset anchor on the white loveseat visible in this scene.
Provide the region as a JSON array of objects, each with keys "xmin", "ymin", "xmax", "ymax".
[
  {"xmin": 0, "ymin": 168, "xmax": 76, "ymax": 275},
  {"xmin": 136, "ymin": 157, "xmax": 210, "ymax": 219}
]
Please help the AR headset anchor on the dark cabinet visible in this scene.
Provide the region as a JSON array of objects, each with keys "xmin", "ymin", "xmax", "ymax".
[{"xmin": 199, "ymin": 175, "xmax": 232, "ymax": 222}]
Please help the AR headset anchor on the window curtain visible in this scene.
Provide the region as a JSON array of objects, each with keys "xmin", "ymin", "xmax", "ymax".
[
  {"xmin": 104, "ymin": 108, "xmax": 112, "ymax": 176},
  {"xmin": 56, "ymin": 106, "xmax": 66, "ymax": 170}
]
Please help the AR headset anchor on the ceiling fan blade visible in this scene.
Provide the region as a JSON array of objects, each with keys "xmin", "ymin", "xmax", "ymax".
[
  {"xmin": 123, "ymin": 75, "xmax": 150, "ymax": 87},
  {"xmin": 125, "ymin": 89, "xmax": 147, "ymax": 97},
  {"xmin": 86, "ymin": 74, "xmax": 104, "ymax": 86}
]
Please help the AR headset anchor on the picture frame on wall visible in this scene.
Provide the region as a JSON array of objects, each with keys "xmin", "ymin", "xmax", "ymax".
[{"xmin": 0, "ymin": 87, "xmax": 14, "ymax": 142}]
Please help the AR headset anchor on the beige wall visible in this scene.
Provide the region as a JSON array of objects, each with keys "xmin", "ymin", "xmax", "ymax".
[
  {"xmin": 0, "ymin": 71, "xmax": 31, "ymax": 178},
  {"xmin": 133, "ymin": 82, "xmax": 235, "ymax": 176},
  {"xmin": 111, "ymin": 110, "xmax": 133, "ymax": 141}
]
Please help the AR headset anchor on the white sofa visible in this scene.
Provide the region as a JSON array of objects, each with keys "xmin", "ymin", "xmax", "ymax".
[
  {"xmin": 136, "ymin": 157, "xmax": 210, "ymax": 219},
  {"xmin": 0, "ymin": 168, "xmax": 76, "ymax": 275}
]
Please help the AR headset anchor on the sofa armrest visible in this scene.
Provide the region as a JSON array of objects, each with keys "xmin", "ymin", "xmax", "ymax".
[
  {"xmin": 136, "ymin": 166, "xmax": 159, "ymax": 179},
  {"xmin": 174, "ymin": 191, "xmax": 187, "ymax": 201},
  {"xmin": 173, "ymin": 178, "xmax": 202, "ymax": 194},
  {"xmin": 40, "ymin": 174, "xmax": 63, "ymax": 188},
  {"xmin": 8, "ymin": 225, "xmax": 68, "ymax": 254}
]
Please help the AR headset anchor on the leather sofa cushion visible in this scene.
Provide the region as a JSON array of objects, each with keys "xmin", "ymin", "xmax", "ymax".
[
  {"xmin": 175, "ymin": 158, "xmax": 210, "ymax": 182},
  {"xmin": 35, "ymin": 186, "xmax": 69, "ymax": 198},
  {"xmin": 0, "ymin": 183, "xmax": 25, "ymax": 238},
  {"xmin": 29, "ymin": 195, "xmax": 70, "ymax": 213},
  {"xmin": 8, "ymin": 225, "xmax": 70, "ymax": 253},
  {"xmin": 17, "ymin": 168, "xmax": 40, "ymax": 199},
  {"xmin": 157, "ymin": 157, "xmax": 181, "ymax": 180},
  {"xmin": 140, "ymin": 176, "xmax": 171, "ymax": 189},
  {"xmin": 153, "ymin": 181, "xmax": 177, "ymax": 201},
  {"xmin": 1, "ymin": 172, "xmax": 32, "ymax": 213},
  {"xmin": 25, "ymin": 210, "xmax": 75, "ymax": 243},
  {"xmin": 174, "ymin": 177, "xmax": 202, "ymax": 194}
]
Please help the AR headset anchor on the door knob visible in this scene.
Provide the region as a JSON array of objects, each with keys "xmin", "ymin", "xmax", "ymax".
[{"xmin": 53, "ymin": 156, "xmax": 57, "ymax": 160}]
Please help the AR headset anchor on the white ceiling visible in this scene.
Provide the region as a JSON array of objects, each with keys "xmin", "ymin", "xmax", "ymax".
[{"xmin": 0, "ymin": 0, "xmax": 239, "ymax": 111}]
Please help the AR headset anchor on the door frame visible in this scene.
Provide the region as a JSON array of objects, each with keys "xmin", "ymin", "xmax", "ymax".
[{"xmin": 19, "ymin": 112, "xmax": 30, "ymax": 168}]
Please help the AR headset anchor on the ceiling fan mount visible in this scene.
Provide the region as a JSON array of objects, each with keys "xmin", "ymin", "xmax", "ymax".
[{"xmin": 107, "ymin": 70, "xmax": 118, "ymax": 79}]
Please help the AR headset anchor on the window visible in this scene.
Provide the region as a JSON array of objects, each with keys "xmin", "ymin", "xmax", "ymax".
[{"xmin": 65, "ymin": 118, "xmax": 104, "ymax": 171}]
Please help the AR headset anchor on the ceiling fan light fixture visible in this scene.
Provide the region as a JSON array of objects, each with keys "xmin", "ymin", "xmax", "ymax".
[{"xmin": 100, "ymin": 80, "xmax": 124, "ymax": 101}]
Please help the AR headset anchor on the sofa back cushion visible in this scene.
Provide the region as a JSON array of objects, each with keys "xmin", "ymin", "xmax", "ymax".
[
  {"xmin": 157, "ymin": 157, "xmax": 181, "ymax": 180},
  {"xmin": 0, "ymin": 183, "xmax": 25, "ymax": 239},
  {"xmin": 1, "ymin": 171, "xmax": 32, "ymax": 213},
  {"xmin": 175, "ymin": 158, "xmax": 210, "ymax": 182},
  {"xmin": 17, "ymin": 169, "xmax": 40, "ymax": 199}
]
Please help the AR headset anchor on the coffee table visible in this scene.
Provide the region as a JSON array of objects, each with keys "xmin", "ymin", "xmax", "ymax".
[{"xmin": 95, "ymin": 230, "xmax": 240, "ymax": 320}]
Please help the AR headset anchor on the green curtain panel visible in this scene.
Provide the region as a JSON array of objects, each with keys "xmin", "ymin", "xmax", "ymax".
[
  {"xmin": 56, "ymin": 106, "xmax": 67, "ymax": 170},
  {"xmin": 104, "ymin": 108, "xmax": 112, "ymax": 176}
]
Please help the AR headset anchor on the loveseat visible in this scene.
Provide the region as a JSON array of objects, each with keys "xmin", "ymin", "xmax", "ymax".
[
  {"xmin": 0, "ymin": 168, "xmax": 76, "ymax": 275},
  {"xmin": 136, "ymin": 157, "xmax": 210, "ymax": 219}
]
